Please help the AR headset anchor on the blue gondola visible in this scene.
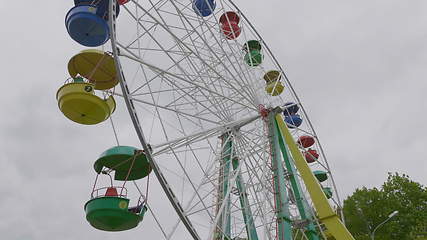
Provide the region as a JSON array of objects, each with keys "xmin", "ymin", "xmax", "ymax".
[
  {"xmin": 74, "ymin": 0, "xmax": 120, "ymax": 19},
  {"xmin": 66, "ymin": 5, "xmax": 110, "ymax": 47},
  {"xmin": 192, "ymin": 0, "xmax": 216, "ymax": 17},
  {"xmin": 283, "ymin": 102, "xmax": 299, "ymax": 116},
  {"xmin": 66, "ymin": 0, "xmax": 120, "ymax": 47},
  {"xmin": 285, "ymin": 114, "xmax": 303, "ymax": 128}
]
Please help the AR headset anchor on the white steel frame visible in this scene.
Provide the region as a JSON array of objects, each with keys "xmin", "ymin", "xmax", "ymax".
[{"xmin": 107, "ymin": 0, "xmax": 344, "ymax": 239}]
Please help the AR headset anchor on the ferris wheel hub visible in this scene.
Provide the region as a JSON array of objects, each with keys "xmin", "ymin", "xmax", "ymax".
[{"xmin": 258, "ymin": 104, "xmax": 269, "ymax": 118}]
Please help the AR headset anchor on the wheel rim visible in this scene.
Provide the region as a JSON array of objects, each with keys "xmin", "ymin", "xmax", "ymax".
[{"xmin": 103, "ymin": 0, "xmax": 345, "ymax": 239}]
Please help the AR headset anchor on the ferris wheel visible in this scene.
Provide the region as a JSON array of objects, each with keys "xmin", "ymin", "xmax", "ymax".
[{"xmin": 59, "ymin": 0, "xmax": 356, "ymax": 239}]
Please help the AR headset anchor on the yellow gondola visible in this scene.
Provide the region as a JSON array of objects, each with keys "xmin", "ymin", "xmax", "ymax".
[
  {"xmin": 68, "ymin": 49, "xmax": 118, "ymax": 90},
  {"xmin": 263, "ymin": 70, "xmax": 281, "ymax": 82},
  {"xmin": 263, "ymin": 70, "xmax": 284, "ymax": 96},
  {"xmin": 265, "ymin": 81, "xmax": 284, "ymax": 96},
  {"xmin": 56, "ymin": 79, "xmax": 116, "ymax": 125}
]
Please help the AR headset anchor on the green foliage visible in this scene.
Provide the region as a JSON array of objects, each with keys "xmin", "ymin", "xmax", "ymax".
[{"xmin": 343, "ymin": 173, "xmax": 427, "ymax": 240}]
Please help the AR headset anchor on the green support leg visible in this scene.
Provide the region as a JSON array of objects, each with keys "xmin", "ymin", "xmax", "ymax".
[
  {"xmin": 275, "ymin": 120, "xmax": 320, "ymax": 240},
  {"xmin": 275, "ymin": 114, "xmax": 355, "ymax": 240},
  {"xmin": 232, "ymin": 157, "xmax": 259, "ymax": 240},
  {"xmin": 216, "ymin": 133, "xmax": 232, "ymax": 240},
  {"xmin": 268, "ymin": 113, "xmax": 293, "ymax": 240}
]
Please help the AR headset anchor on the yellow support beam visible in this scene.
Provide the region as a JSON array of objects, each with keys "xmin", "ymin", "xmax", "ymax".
[{"xmin": 275, "ymin": 114, "xmax": 355, "ymax": 240}]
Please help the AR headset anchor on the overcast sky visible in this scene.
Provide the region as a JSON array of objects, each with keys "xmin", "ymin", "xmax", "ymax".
[{"xmin": 0, "ymin": 0, "xmax": 426, "ymax": 239}]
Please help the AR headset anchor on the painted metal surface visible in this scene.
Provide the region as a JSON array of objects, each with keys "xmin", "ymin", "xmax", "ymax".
[
  {"xmin": 192, "ymin": 0, "xmax": 216, "ymax": 17},
  {"xmin": 297, "ymin": 135, "xmax": 315, "ymax": 148},
  {"xmin": 232, "ymin": 157, "xmax": 259, "ymax": 240},
  {"xmin": 265, "ymin": 81, "xmax": 284, "ymax": 96},
  {"xmin": 263, "ymin": 70, "xmax": 282, "ymax": 83},
  {"xmin": 68, "ymin": 49, "xmax": 118, "ymax": 90},
  {"xmin": 268, "ymin": 113, "xmax": 293, "ymax": 240},
  {"xmin": 244, "ymin": 50, "xmax": 263, "ymax": 67},
  {"xmin": 284, "ymin": 114, "xmax": 303, "ymax": 128},
  {"xmin": 275, "ymin": 120, "xmax": 319, "ymax": 240},
  {"xmin": 84, "ymin": 197, "xmax": 144, "ymax": 231},
  {"xmin": 219, "ymin": 12, "xmax": 241, "ymax": 40},
  {"xmin": 275, "ymin": 114, "xmax": 355, "ymax": 240},
  {"xmin": 56, "ymin": 82, "xmax": 116, "ymax": 125},
  {"xmin": 65, "ymin": 5, "xmax": 110, "ymax": 47},
  {"xmin": 216, "ymin": 133, "xmax": 232, "ymax": 240},
  {"xmin": 94, "ymin": 146, "xmax": 151, "ymax": 181},
  {"xmin": 282, "ymin": 102, "xmax": 299, "ymax": 116}
]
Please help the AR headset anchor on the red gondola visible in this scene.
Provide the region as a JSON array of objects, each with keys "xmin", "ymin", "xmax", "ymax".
[
  {"xmin": 304, "ymin": 149, "xmax": 319, "ymax": 163},
  {"xmin": 219, "ymin": 12, "xmax": 241, "ymax": 40},
  {"xmin": 298, "ymin": 135, "xmax": 315, "ymax": 148}
]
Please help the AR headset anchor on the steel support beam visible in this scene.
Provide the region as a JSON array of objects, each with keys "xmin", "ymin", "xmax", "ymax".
[
  {"xmin": 268, "ymin": 113, "xmax": 293, "ymax": 240},
  {"xmin": 275, "ymin": 120, "xmax": 320, "ymax": 240},
  {"xmin": 232, "ymin": 157, "xmax": 259, "ymax": 240},
  {"xmin": 275, "ymin": 114, "xmax": 355, "ymax": 240}
]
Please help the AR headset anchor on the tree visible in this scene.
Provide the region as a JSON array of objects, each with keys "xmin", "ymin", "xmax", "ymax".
[{"xmin": 343, "ymin": 173, "xmax": 427, "ymax": 240}]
